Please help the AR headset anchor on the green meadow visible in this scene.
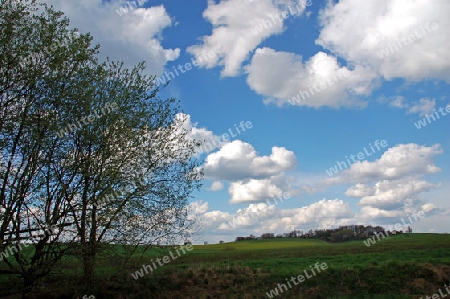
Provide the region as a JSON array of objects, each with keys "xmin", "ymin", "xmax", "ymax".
[{"xmin": 1, "ymin": 233, "xmax": 450, "ymax": 298}]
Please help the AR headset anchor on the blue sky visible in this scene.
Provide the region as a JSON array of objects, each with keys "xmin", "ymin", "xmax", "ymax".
[{"xmin": 46, "ymin": 0, "xmax": 450, "ymax": 244}]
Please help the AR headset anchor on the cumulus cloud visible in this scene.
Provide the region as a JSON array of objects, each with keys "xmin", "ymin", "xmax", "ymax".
[
  {"xmin": 228, "ymin": 174, "xmax": 291, "ymax": 204},
  {"xmin": 245, "ymin": 49, "xmax": 378, "ymax": 108},
  {"xmin": 189, "ymin": 200, "xmax": 209, "ymax": 215},
  {"xmin": 174, "ymin": 115, "xmax": 297, "ymax": 203},
  {"xmin": 326, "ymin": 143, "xmax": 443, "ymax": 184},
  {"xmin": 235, "ymin": 0, "xmax": 450, "ymax": 108},
  {"xmin": 43, "ymin": 0, "xmax": 179, "ymax": 75},
  {"xmin": 245, "ymin": 0, "xmax": 450, "ymax": 108},
  {"xmin": 188, "ymin": 200, "xmax": 230, "ymax": 236},
  {"xmin": 202, "ymin": 140, "xmax": 297, "ymax": 203},
  {"xmin": 356, "ymin": 204, "xmax": 439, "ymax": 225},
  {"xmin": 194, "ymin": 195, "xmax": 442, "ymax": 242},
  {"xmin": 203, "ymin": 140, "xmax": 296, "ymax": 181},
  {"xmin": 220, "ymin": 202, "xmax": 278, "ymax": 230},
  {"xmin": 321, "ymin": 143, "xmax": 444, "ymax": 226},
  {"xmin": 346, "ymin": 179, "xmax": 439, "ymax": 209},
  {"xmin": 357, "ymin": 206, "xmax": 406, "ymax": 221},
  {"xmin": 345, "ymin": 183, "xmax": 374, "ymax": 198},
  {"xmin": 175, "ymin": 115, "xmax": 297, "ymax": 203},
  {"xmin": 207, "ymin": 198, "xmax": 354, "ymax": 234},
  {"xmin": 187, "ymin": 0, "xmax": 309, "ymax": 77},
  {"xmin": 203, "ymin": 210, "xmax": 232, "ymax": 227},
  {"xmin": 208, "ymin": 181, "xmax": 224, "ymax": 191},
  {"xmin": 420, "ymin": 203, "xmax": 438, "ymax": 214},
  {"xmin": 316, "ymin": 0, "xmax": 450, "ymax": 82},
  {"xmin": 283, "ymin": 198, "xmax": 355, "ymax": 228}
]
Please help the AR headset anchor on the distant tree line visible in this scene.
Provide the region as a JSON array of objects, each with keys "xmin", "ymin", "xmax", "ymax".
[{"xmin": 235, "ymin": 225, "xmax": 408, "ymax": 243}]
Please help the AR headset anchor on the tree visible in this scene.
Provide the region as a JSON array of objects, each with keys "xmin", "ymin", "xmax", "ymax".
[
  {"xmin": 1, "ymin": 0, "xmax": 203, "ymax": 295},
  {"xmin": 1, "ymin": 0, "xmax": 98, "ymax": 295},
  {"xmin": 61, "ymin": 60, "xmax": 203, "ymax": 286}
]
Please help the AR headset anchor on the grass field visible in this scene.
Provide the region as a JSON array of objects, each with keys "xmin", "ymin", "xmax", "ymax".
[{"xmin": 1, "ymin": 233, "xmax": 450, "ymax": 298}]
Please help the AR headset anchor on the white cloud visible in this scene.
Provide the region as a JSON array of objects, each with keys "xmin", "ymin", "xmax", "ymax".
[
  {"xmin": 242, "ymin": 0, "xmax": 450, "ymax": 108},
  {"xmin": 176, "ymin": 116, "xmax": 297, "ymax": 203},
  {"xmin": 356, "ymin": 204, "xmax": 439, "ymax": 227},
  {"xmin": 245, "ymin": 48, "xmax": 378, "ymax": 108},
  {"xmin": 187, "ymin": 0, "xmax": 309, "ymax": 77},
  {"xmin": 208, "ymin": 181, "xmax": 224, "ymax": 191},
  {"xmin": 203, "ymin": 210, "xmax": 232, "ymax": 227},
  {"xmin": 321, "ymin": 143, "xmax": 445, "ymax": 226},
  {"xmin": 228, "ymin": 175, "xmax": 290, "ymax": 204},
  {"xmin": 316, "ymin": 0, "xmax": 450, "ymax": 82},
  {"xmin": 345, "ymin": 183, "xmax": 374, "ymax": 198},
  {"xmin": 189, "ymin": 200, "xmax": 209, "ymax": 215},
  {"xmin": 207, "ymin": 198, "xmax": 354, "ymax": 234},
  {"xmin": 359, "ymin": 206, "xmax": 404, "ymax": 219},
  {"xmin": 220, "ymin": 202, "xmax": 277, "ymax": 230},
  {"xmin": 203, "ymin": 140, "xmax": 296, "ymax": 181},
  {"xmin": 388, "ymin": 96, "xmax": 407, "ymax": 108},
  {"xmin": 282, "ymin": 199, "xmax": 354, "ymax": 229},
  {"xmin": 384, "ymin": 96, "xmax": 438, "ymax": 117},
  {"xmin": 43, "ymin": 0, "xmax": 179, "ymax": 75},
  {"xmin": 175, "ymin": 116, "xmax": 297, "ymax": 203},
  {"xmin": 202, "ymin": 141, "xmax": 297, "ymax": 203},
  {"xmin": 194, "ymin": 193, "xmax": 446, "ymax": 242},
  {"xmin": 407, "ymin": 98, "xmax": 436, "ymax": 116},
  {"xmin": 193, "ymin": 140, "xmax": 447, "ymax": 242},
  {"xmin": 346, "ymin": 178, "xmax": 439, "ymax": 209},
  {"xmin": 326, "ymin": 143, "xmax": 443, "ymax": 184},
  {"xmin": 420, "ymin": 203, "xmax": 438, "ymax": 214}
]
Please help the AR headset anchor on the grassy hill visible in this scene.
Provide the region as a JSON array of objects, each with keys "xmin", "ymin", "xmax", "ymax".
[{"xmin": 1, "ymin": 234, "xmax": 449, "ymax": 298}]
